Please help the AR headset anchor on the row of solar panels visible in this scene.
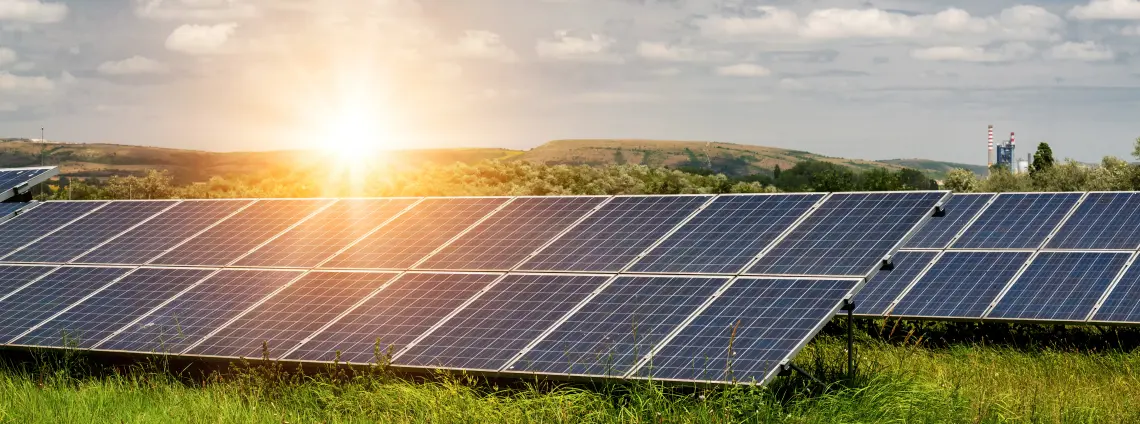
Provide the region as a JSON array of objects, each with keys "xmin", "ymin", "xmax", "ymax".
[
  {"xmin": 857, "ymin": 192, "xmax": 1140, "ymax": 324},
  {"xmin": 0, "ymin": 265, "xmax": 858, "ymax": 385},
  {"xmin": 0, "ymin": 166, "xmax": 57, "ymax": 203},
  {"xmin": 0, "ymin": 192, "xmax": 945, "ymax": 277}
]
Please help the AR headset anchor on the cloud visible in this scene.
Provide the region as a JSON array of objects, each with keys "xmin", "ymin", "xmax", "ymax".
[
  {"xmin": 0, "ymin": 71, "xmax": 53, "ymax": 93},
  {"xmin": 637, "ymin": 41, "xmax": 730, "ymax": 62},
  {"xmin": 0, "ymin": 47, "xmax": 14, "ymax": 67},
  {"xmin": 910, "ymin": 42, "xmax": 1036, "ymax": 63},
  {"xmin": 1069, "ymin": 0, "xmax": 1140, "ymax": 20},
  {"xmin": 535, "ymin": 31, "xmax": 621, "ymax": 63},
  {"xmin": 698, "ymin": 5, "xmax": 1063, "ymax": 42},
  {"xmin": 779, "ymin": 78, "xmax": 808, "ymax": 90},
  {"xmin": 650, "ymin": 67, "xmax": 681, "ymax": 76},
  {"xmin": 715, "ymin": 63, "xmax": 772, "ymax": 77},
  {"xmin": 435, "ymin": 62, "xmax": 463, "ymax": 79},
  {"xmin": 0, "ymin": 0, "xmax": 67, "ymax": 23},
  {"xmin": 97, "ymin": 56, "xmax": 170, "ymax": 75},
  {"xmin": 1048, "ymin": 41, "xmax": 1115, "ymax": 61},
  {"xmin": 133, "ymin": 0, "xmax": 257, "ymax": 21},
  {"xmin": 568, "ymin": 91, "xmax": 659, "ymax": 103},
  {"xmin": 451, "ymin": 30, "xmax": 518, "ymax": 62},
  {"xmin": 1124, "ymin": 25, "xmax": 1140, "ymax": 35},
  {"xmin": 165, "ymin": 23, "xmax": 237, "ymax": 55}
]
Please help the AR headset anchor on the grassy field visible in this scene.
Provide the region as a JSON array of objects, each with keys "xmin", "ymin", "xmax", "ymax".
[{"xmin": 4, "ymin": 323, "xmax": 1140, "ymax": 423}]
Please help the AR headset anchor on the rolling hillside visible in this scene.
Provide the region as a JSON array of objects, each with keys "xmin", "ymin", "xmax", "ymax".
[{"xmin": 0, "ymin": 138, "xmax": 981, "ymax": 183}]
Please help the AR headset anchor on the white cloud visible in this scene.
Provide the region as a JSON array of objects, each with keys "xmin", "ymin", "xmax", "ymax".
[
  {"xmin": 451, "ymin": 30, "xmax": 518, "ymax": 62},
  {"xmin": 0, "ymin": 47, "xmax": 14, "ymax": 66},
  {"xmin": 97, "ymin": 56, "xmax": 170, "ymax": 75},
  {"xmin": 1124, "ymin": 25, "xmax": 1140, "ymax": 35},
  {"xmin": 568, "ymin": 91, "xmax": 659, "ymax": 103},
  {"xmin": 699, "ymin": 5, "xmax": 1062, "ymax": 42},
  {"xmin": 535, "ymin": 31, "xmax": 621, "ymax": 63},
  {"xmin": 133, "ymin": 0, "xmax": 257, "ymax": 21},
  {"xmin": 435, "ymin": 62, "xmax": 463, "ymax": 79},
  {"xmin": 0, "ymin": 0, "xmax": 67, "ymax": 23},
  {"xmin": 1069, "ymin": 0, "xmax": 1140, "ymax": 20},
  {"xmin": 910, "ymin": 42, "xmax": 1036, "ymax": 63},
  {"xmin": 637, "ymin": 42, "xmax": 730, "ymax": 62},
  {"xmin": 0, "ymin": 71, "xmax": 53, "ymax": 93},
  {"xmin": 1048, "ymin": 41, "xmax": 1115, "ymax": 61},
  {"xmin": 716, "ymin": 63, "xmax": 772, "ymax": 77},
  {"xmin": 779, "ymin": 78, "xmax": 808, "ymax": 90},
  {"xmin": 60, "ymin": 70, "xmax": 75, "ymax": 84},
  {"xmin": 165, "ymin": 23, "xmax": 237, "ymax": 55},
  {"xmin": 650, "ymin": 67, "xmax": 681, "ymax": 76}
]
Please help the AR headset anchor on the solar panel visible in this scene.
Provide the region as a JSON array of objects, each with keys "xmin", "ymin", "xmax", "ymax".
[
  {"xmin": 2, "ymin": 201, "xmax": 176, "ymax": 263},
  {"xmin": 0, "ymin": 202, "xmax": 32, "ymax": 220},
  {"xmin": 396, "ymin": 274, "xmax": 610, "ymax": 371},
  {"xmin": 509, "ymin": 275, "xmax": 727, "ymax": 377},
  {"xmin": 96, "ymin": 269, "xmax": 302, "ymax": 353},
  {"xmin": 0, "ymin": 266, "xmax": 132, "ymax": 343},
  {"xmin": 852, "ymin": 250, "xmax": 937, "ymax": 316},
  {"xmin": 628, "ymin": 194, "xmax": 823, "ymax": 274},
  {"xmin": 320, "ymin": 198, "xmax": 507, "ymax": 270},
  {"xmin": 987, "ymin": 252, "xmax": 1129, "ymax": 322},
  {"xmin": 889, "ymin": 251, "xmax": 1032, "ymax": 318},
  {"xmin": 0, "ymin": 201, "xmax": 107, "ymax": 257},
  {"xmin": 186, "ymin": 271, "xmax": 399, "ymax": 358},
  {"xmin": 748, "ymin": 192, "xmax": 946, "ymax": 277},
  {"xmin": 74, "ymin": 200, "xmax": 252, "ymax": 265},
  {"xmin": 1088, "ymin": 260, "xmax": 1140, "ymax": 324},
  {"xmin": 235, "ymin": 199, "xmax": 418, "ymax": 268},
  {"xmin": 0, "ymin": 167, "xmax": 57, "ymax": 202},
  {"xmin": 415, "ymin": 197, "xmax": 605, "ymax": 271},
  {"xmin": 637, "ymin": 278, "xmax": 858, "ymax": 384},
  {"xmin": 0, "ymin": 265, "xmax": 57, "ymax": 300},
  {"xmin": 516, "ymin": 196, "xmax": 712, "ymax": 272},
  {"xmin": 951, "ymin": 193, "xmax": 1081, "ymax": 249},
  {"xmin": 150, "ymin": 199, "xmax": 332, "ymax": 266},
  {"xmin": 13, "ymin": 268, "xmax": 215, "ymax": 348},
  {"xmin": 285, "ymin": 272, "xmax": 499, "ymax": 364},
  {"xmin": 903, "ymin": 193, "xmax": 993, "ymax": 249},
  {"xmin": 1045, "ymin": 193, "xmax": 1140, "ymax": 250}
]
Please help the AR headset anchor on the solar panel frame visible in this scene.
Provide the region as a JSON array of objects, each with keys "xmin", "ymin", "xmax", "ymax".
[
  {"xmin": 0, "ymin": 166, "xmax": 58, "ymax": 203},
  {"xmin": 744, "ymin": 190, "xmax": 950, "ymax": 278},
  {"xmin": 983, "ymin": 250, "xmax": 1133, "ymax": 323},
  {"xmin": 623, "ymin": 276, "xmax": 863, "ymax": 386},
  {"xmin": 887, "ymin": 250, "xmax": 1035, "ymax": 320},
  {"xmin": 625, "ymin": 193, "xmax": 826, "ymax": 275},
  {"xmin": 851, "ymin": 250, "xmax": 939, "ymax": 317},
  {"xmin": 0, "ymin": 202, "xmax": 35, "ymax": 224},
  {"xmin": 950, "ymin": 192, "xmax": 1084, "ymax": 250},
  {"xmin": 903, "ymin": 193, "xmax": 995, "ymax": 249}
]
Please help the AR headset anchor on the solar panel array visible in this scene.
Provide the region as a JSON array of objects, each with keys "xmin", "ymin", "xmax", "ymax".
[
  {"xmin": 857, "ymin": 192, "xmax": 1140, "ymax": 325},
  {"xmin": 0, "ymin": 192, "xmax": 947, "ymax": 386},
  {"xmin": 0, "ymin": 166, "xmax": 59, "ymax": 202}
]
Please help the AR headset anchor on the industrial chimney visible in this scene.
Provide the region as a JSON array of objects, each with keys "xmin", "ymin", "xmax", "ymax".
[{"xmin": 988, "ymin": 125, "xmax": 994, "ymax": 167}]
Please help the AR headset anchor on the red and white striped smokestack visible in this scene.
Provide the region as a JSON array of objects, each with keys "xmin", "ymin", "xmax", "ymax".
[
  {"xmin": 1010, "ymin": 132, "xmax": 1015, "ymax": 147},
  {"xmin": 988, "ymin": 125, "xmax": 994, "ymax": 166}
]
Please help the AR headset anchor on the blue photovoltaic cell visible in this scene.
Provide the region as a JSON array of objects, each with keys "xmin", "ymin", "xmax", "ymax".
[
  {"xmin": 14, "ymin": 268, "xmax": 215, "ymax": 348},
  {"xmin": 748, "ymin": 192, "xmax": 945, "ymax": 277},
  {"xmin": 0, "ymin": 265, "xmax": 57, "ymax": 300},
  {"xmin": 903, "ymin": 193, "xmax": 993, "ymax": 249},
  {"xmin": 0, "ymin": 202, "xmax": 31, "ymax": 219},
  {"xmin": 150, "ymin": 199, "xmax": 332, "ymax": 266},
  {"xmin": 1046, "ymin": 192, "xmax": 1140, "ymax": 250},
  {"xmin": 890, "ymin": 251, "xmax": 1031, "ymax": 318},
  {"xmin": 0, "ymin": 201, "xmax": 106, "ymax": 257},
  {"xmin": 0, "ymin": 267, "xmax": 132, "ymax": 343},
  {"xmin": 0, "ymin": 168, "xmax": 54, "ymax": 200},
  {"xmin": 1090, "ymin": 262, "xmax": 1140, "ymax": 323},
  {"xmin": 512, "ymin": 275, "xmax": 726, "ymax": 377},
  {"xmin": 187, "ymin": 271, "xmax": 398, "ymax": 359},
  {"xmin": 286, "ymin": 273, "xmax": 499, "ymax": 364},
  {"xmin": 951, "ymin": 193, "xmax": 1081, "ymax": 249},
  {"xmin": 396, "ymin": 274, "xmax": 609, "ymax": 371},
  {"xmin": 988, "ymin": 252, "xmax": 1129, "ymax": 322},
  {"xmin": 517, "ymin": 196, "xmax": 711, "ymax": 272},
  {"xmin": 3, "ymin": 201, "xmax": 175, "ymax": 263},
  {"xmin": 642, "ymin": 278, "xmax": 857, "ymax": 384},
  {"xmin": 321, "ymin": 198, "xmax": 508, "ymax": 270},
  {"xmin": 852, "ymin": 250, "xmax": 937, "ymax": 316},
  {"xmin": 236, "ymin": 199, "xmax": 418, "ymax": 268},
  {"xmin": 96, "ymin": 269, "xmax": 301, "ymax": 353},
  {"xmin": 74, "ymin": 200, "xmax": 252, "ymax": 265},
  {"xmin": 629, "ymin": 194, "xmax": 822, "ymax": 274},
  {"xmin": 416, "ymin": 197, "xmax": 605, "ymax": 271}
]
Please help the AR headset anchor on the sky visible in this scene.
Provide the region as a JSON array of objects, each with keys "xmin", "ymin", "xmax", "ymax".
[{"xmin": 1, "ymin": 0, "xmax": 1139, "ymax": 165}]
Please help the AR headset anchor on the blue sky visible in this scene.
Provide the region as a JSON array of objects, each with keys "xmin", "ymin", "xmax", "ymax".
[{"xmin": 1, "ymin": 0, "xmax": 1138, "ymax": 164}]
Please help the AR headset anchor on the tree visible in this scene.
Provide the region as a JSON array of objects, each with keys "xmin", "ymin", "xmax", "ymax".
[
  {"xmin": 1134, "ymin": 136, "xmax": 1140, "ymax": 160},
  {"xmin": 773, "ymin": 165, "xmax": 782, "ymax": 180},
  {"xmin": 1030, "ymin": 142, "xmax": 1055, "ymax": 175},
  {"xmin": 943, "ymin": 168, "xmax": 979, "ymax": 192},
  {"xmin": 613, "ymin": 149, "xmax": 627, "ymax": 165},
  {"xmin": 981, "ymin": 166, "xmax": 1030, "ymax": 192},
  {"xmin": 860, "ymin": 168, "xmax": 901, "ymax": 191}
]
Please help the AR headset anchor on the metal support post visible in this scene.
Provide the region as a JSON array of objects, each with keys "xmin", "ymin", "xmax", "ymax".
[{"xmin": 843, "ymin": 299, "xmax": 855, "ymax": 379}]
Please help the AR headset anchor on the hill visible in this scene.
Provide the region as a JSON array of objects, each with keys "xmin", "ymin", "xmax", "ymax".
[{"xmin": 0, "ymin": 138, "xmax": 980, "ymax": 183}]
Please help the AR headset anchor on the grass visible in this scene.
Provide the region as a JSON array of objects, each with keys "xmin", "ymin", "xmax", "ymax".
[{"xmin": 5, "ymin": 323, "xmax": 1140, "ymax": 423}]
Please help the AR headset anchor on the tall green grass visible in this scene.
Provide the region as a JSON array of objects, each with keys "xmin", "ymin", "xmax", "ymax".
[{"xmin": 5, "ymin": 325, "xmax": 1140, "ymax": 423}]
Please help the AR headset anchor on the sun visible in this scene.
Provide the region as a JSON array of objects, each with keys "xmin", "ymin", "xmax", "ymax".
[{"xmin": 325, "ymin": 108, "xmax": 385, "ymax": 162}]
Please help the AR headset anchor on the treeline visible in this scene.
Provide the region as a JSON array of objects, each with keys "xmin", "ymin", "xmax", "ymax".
[{"xmin": 943, "ymin": 139, "xmax": 1140, "ymax": 192}]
